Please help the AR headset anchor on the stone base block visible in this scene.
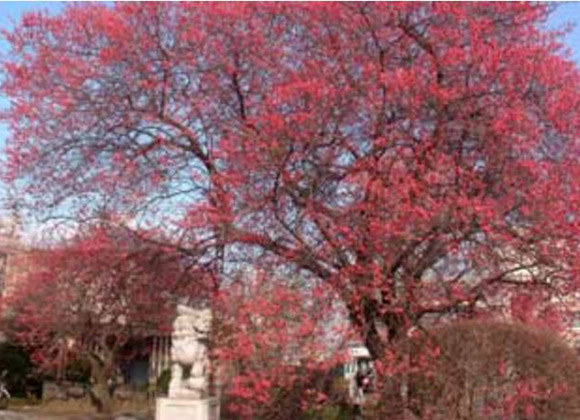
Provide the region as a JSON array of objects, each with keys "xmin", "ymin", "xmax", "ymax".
[{"xmin": 156, "ymin": 397, "xmax": 220, "ymax": 420}]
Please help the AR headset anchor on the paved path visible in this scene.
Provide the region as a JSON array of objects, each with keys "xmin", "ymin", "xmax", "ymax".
[
  {"xmin": 0, "ymin": 411, "xmax": 148, "ymax": 419},
  {"xmin": 0, "ymin": 413, "xmax": 25, "ymax": 420},
  {"xmin": 0, "ymin": 412, "xmax": 54, "ymax": 419},
  {"xmin": 0, "ymin": 412, "xmax": 89, "ymax": 419}
]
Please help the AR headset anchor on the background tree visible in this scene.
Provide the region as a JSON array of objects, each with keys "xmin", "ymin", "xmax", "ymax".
[
  {"xmin": 1, "ymin": 225, "xmax": 196, "ymax": 414},
  {"xmin": 214, "ymin": 269, "xmax": 350, "ymax": 420},
  {"xmin": 4, "ymin": 2, "xmax": 580, "ymax": 415}
]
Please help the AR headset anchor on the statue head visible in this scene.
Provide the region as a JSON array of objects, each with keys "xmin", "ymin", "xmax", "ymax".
[
  {"xmin": 192, "ymin": 308, "xmax": 212, "ymax": 337},
  {"xmin": 173, "ymin": 305, "xmax": 212, "ymax": 338}
]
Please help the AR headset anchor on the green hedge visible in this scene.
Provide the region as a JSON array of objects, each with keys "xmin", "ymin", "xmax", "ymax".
[{"xmin": 0, "ymin": 342, "xmax": 39, "ymax": 399}]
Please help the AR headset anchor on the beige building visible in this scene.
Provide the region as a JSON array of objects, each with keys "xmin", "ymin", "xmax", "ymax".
[{"xmin": 0, "ymin": 237, "xmax": 33, "ymax": 299}]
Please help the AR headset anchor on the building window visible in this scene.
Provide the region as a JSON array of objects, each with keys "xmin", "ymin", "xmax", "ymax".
[
  {"xmin": 0, "ymin": 253, "xmax": 7, "ymax": 295},
  {"xmin": 572, "ymin": 312, "xmax": 580, "ymax": 330}
]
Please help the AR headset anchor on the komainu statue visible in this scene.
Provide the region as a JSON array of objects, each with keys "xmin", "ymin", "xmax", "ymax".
[{"xmin": 169, "ymin": 305, "xmax": 212, "ymax": 399}]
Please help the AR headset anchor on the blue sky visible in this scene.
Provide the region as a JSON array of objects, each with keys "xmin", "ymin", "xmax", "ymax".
[
  {"xmin": 0, "ymin": 2, "xmax": 64, "ymax": 72},
  {"xmin": 0, "ymin": 1, "xmax": 64, "ymax": 154},
  {"xmin": 549, "ymin": 2, "xmax": 580, "ymax": 61},
  {"xmin": 0, "ymin": 1, "xmax": 579, "ymax": 162}
]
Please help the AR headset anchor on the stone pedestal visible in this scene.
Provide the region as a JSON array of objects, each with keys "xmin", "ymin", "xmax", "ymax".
[{"xmin": 156, "ymin": 397, "xmax": 220, "ymax": 420}]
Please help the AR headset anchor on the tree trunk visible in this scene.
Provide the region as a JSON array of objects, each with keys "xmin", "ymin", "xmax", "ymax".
[
  {"xmin": 357, "ymin": 304, "xmax": 410, "ymax": 419},
  {"xmin": 91, "ymin": 376, "xmax": 114, "ymax": 416},
  {"xmin": 88, "ymin": 351, "xmax": 116, "ymax": 415}
]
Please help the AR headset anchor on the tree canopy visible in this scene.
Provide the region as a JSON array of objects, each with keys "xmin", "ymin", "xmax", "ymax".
[{"xmin": 3, "ymin": 4, "xmax": 580, "ymax": 416}]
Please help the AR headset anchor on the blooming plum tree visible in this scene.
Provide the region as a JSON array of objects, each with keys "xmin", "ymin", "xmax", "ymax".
[
  {"xmin": 3, "ymin": 3, "xmax": 580, "ymax": 416},
  {"xmin": 1, "ymin": 226, "xmax": 194, "ymax": 414}
]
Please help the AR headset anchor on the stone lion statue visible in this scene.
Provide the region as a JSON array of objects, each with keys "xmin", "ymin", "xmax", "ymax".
[{"xmin": 168, "ymin": 305, "xmax": 212, "ymax": 399}]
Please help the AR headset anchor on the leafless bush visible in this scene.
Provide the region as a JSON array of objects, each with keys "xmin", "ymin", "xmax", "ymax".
[{"xmin": 372, "ymin": 321, "xmax": 580, "ymax": 420}]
